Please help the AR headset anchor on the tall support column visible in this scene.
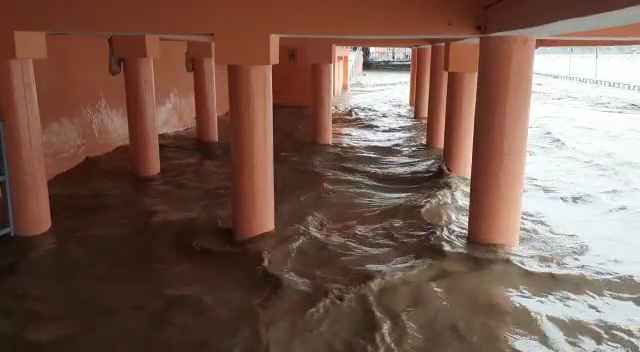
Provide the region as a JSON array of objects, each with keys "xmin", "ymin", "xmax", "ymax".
[
  {"xmin": 333, "ymin": 58, "xmax": 340, "ymax": 96},
  {"xmin": 218, "ymin": 32, "xmax": 278, "ymax": 240},
  {"xmin": 228, "ymin": 66, "xmax": 275, "ymax": 239},
  {"xmin": 409, "ymin": 48, "xmax": 417, "ymax": 106},
  {"xmin": 336, "ymin": 58, "xmax": 344, "ymax": 95},
  {"xmin": 468, "ymin": 36, "xmax": 536, "ymax": 246},
  {"xmin": 342, "ymin": 55, "xmax": 349, "ymax": 92},
  {"xmin": 413, "ymin": 47, "xmax": 431, "ymax": 119},
  {"xmin": 0, "ymin": 32, "xmax": 50, "ymax": 236},
  {"xmin": 427, "ymin": 44, "xmax": 448, "ymax": 148},
  {"xmin": 312, "ymin": 63, "xmax": 333, "ymax": 144},
  {"xmin": 123, "ymin": 58, "xmax": 160, "ymax": 177},
  {"xmin": 307, "ymin": 42, "xmax": 335, "ymax": 145},
  {"xmin": 443, "ymin": 42, "xmax": 480, "ymax": 178},
  {"xmin": 188, "ymin": 42, "xmax": 218, "ymax": 143},
  {"xmin": 112, "ymin": 35, "xmax": 161, "ymax": 177},
  {"xmin": 443, "ymin": 73, "xmax": 477, "ymax": 177}
]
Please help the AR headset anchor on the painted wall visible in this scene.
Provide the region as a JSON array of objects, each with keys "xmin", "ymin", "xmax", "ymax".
[
  {"xmin": 273, "ymin": 44, "xmax": 313, "ymax": 106},
  {"xmin": 26, "ymin": 34, "xmax": 229, "ymax": 179},
  {"xmin": 273, "ymin": 45, "xmax": 355, "ymax": 107}
]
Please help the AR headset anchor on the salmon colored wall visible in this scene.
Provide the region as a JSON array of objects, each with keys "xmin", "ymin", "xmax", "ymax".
[
  {"xmin": 273, "ymin": 45, "xmax": 355, "ymax": 106},
  {"xmin": 29, "ymin": 34, "xmax": 228, "ymax": 178},
  {"xmin": 273, "ymin": 44, "xmax": 313, "ymax": 106}
]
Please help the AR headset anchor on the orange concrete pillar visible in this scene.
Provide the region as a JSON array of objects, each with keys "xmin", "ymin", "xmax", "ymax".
[
  {"xmin": 312, "ymin": 63, "xmax": 333, "ymax": 144},
  {"xmin": 443, "ymin": 73, "xmax": 477, "ymax": 177},
  {"xmin": 188, "ymin": 42, "xmax": 218, "ymax": 142},
  {"xmin": 0, "ymin": 32, "xmax": 50, "ymax": 236},
  {"xmin": 409, "ymin": 48, "xmax": 417, "ymax": 106},
  {"xmin": 228, "ymin": 65, "xmax": 275, "ymax": 239},
  {"xmin": 427, "ymin": 44, "xmax": 448, "ymax": 148},
  {"xmin": 443, "ymin": 42, "xmax": 480, "ymax": 178},
  {"xmin": 218, "ymin": 33, "xmax": 278, "ymax": 240},
  {"xmin": 336, "ymin": 58, "xmax": 343, "ymax": 95},
  {"xmin": 468, "ymin": 36, "xmax": 536, "ymax": 246},
  {"xmin": 342, "ymin": 55, "xmax": 349, "ymax": 92},
  {"xmin": 307, "ymin": 43, "xmax": 335, "ymax": 144},
  {"xmin": 414, "ymin": 47, "xmax": 431, "ymax": 119},
  {"xmin": 331, "ymin": 57, "xmax": 340, "ymax": 95},
  {"xmin": 112, "ymin": 35, "xmax": 161, "ymax": 177}
]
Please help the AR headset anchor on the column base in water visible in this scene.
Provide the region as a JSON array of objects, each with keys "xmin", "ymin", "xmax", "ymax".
[
  {"xmin": 113, "ymin": 35, "xmax": 162, "ymax": 178},
  {"xmin": 312, "ymin": 63, "xmax": 333, "ymax": 144},
  {"xmin": 228, "ymin": 65, "xmax": 275, "ymax": 240},
  {"xmin": 443, "ymin": 72, "xmax": 477, "ymax": 178},
  {"xmin": 427, "ymin": 44, "xmax": 448, "ymax": 148},
  {"xmin": 468, "ymin": 36, "xmax": 535, "ymax": 246},
  {"xmin": 414, "ymin": 47, "xmax": 431, "ymax": 119},
  {"xmin": 123, "ymin": 58, "xmax": 161, "ymax": 177},
  {"xmin": 409, "ymin": 48, "xmax": 418, "ymax": 107},
  {"xmin": 193, "ymin": 57, "xmax": 219, "ymax": 143},
  {"xmin": 1, "ymin": 58, "xmax": 51, "ymax": 236},
  {"xmin": 188, "ymin": 42, "xmax": 218, "ymax": 143}
]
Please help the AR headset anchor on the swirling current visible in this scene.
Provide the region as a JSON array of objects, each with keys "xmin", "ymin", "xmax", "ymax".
[{"xmin": 0, "ymin": 69, "xmax": 638, "ymax": 351}]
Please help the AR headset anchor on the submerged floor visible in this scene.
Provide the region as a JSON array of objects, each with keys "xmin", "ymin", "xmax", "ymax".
[{"xmin": 0, "ymin": 70, "xmax": 639, "ymax": 351}]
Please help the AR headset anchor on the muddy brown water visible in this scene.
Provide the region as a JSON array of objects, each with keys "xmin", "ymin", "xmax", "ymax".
[{"xmin": 0, "ymin": 70, "xmax": 638, "ymax": 351}]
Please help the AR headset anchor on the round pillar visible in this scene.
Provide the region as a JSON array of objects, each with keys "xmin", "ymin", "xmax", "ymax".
[
  {"xmin": 342, "ymin": 57, "xmax": 349, "ymax": 92},
  {"xmin": 123, "ymin": 58, "xmax": 160, "ymax": 177},
  {"xmin": 335, "ymin": 59, "xmax": 343, "ymax": 95},
  {"xmin": 312, "ymin": 63, "xmax": 333, "ymax": 144},
  {"xmin": 414, "ymin": 47, "xmax": 431, "ymax": 119},
  {"xmin": 409, "ymin": 48, "xmax": 417, "ymax": 106},
  {"xmin": 1, "ymin": 59, "xmax": 51, "ymax": 236},
  {"xmin": 193, "ymin": 57, "xmax": 218, "ymax": 142},
  {"xmin": 427, "ymin": 44, "xmax": 448, "ymax": 148},
  {"xmin": 443, "ymin": 72, "xmax": 477, "ymax": 178},
  {"xmin": 228, "ymin": 65, "xmax": 275, "ymax": 240},
  {"xmin": 468, "ymin": 36, "xmax": 535, "ymax": 246}
]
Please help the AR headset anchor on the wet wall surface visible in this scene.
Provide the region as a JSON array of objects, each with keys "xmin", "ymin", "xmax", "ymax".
[
  {"xmin": 0, "ymin": 70, "xmax": 638, "ymax": 351},
  {"xmin": 34, "ymin": 35, "xmax": 230, "ymax": 179}
]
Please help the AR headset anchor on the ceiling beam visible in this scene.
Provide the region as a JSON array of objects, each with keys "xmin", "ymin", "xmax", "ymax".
[
  {"xmin": 555, "ymin": 22, "xmax": 640, "ymax": 38},
  {"xmin": 484, "ymin": 0, "xmax": 640, "ymax": 36},
  {"xmin": 537, "ymin": 38, "xmax": 640, "ymax": 47},
  {"xmin": 1, "ymin": 0, "xmax": 481, "ymax": 38}
]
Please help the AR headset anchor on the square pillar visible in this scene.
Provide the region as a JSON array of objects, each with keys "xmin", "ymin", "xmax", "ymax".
[
  {"xmin": 0, "ymin": 31, "xmax": 51, "ymax": 236},
  {"xmin": 218, "ymin": 33, "xmax": 278, "ymax": 240},
  {"xmin": 468, "ymin": 36, "xmax": 536, "ymax": 246},
  {"xmin": 112, "ymin": 35, "xmax": 161, "ymax": 177},
  {"xmin": 187, "ymin": 42, "xmax": 218, "ymax": 143}
]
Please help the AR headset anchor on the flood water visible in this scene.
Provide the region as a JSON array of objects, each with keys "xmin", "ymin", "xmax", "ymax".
[
  {"xmin": 534, "ymin": 54, "xmax": 640, "ymax": 85},
  {"xmin": 0, "ymin": 69, "xmax": 639, "ymax": 351}
]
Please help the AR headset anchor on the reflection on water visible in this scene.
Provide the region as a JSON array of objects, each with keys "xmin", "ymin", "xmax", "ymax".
[{"xmin": 0, "ymin": 70, "xmax": 638, "ymax": 351}]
